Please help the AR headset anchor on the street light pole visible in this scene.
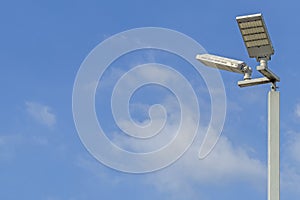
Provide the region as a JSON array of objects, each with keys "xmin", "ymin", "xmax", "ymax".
[
  {"xmin": 268, "ymin": 87, "xmax": 280, "ymax": 200},
  {"xmin": 196, "ymin": 13, "xmax": 280, "ymax": 200}
]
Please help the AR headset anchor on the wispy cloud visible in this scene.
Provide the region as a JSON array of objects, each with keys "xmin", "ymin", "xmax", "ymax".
[
  {"xmin": 144, "ymin": 135, "xmax": 266, "ymax": 198},
  {"xmin": 25, "ymin": 101, "xmax": 56, "ymax": 127},
  {"xmin": 282, "ymin": 165, "xmax": 300, "ymax": 194},
  {"xmin": 0, "ymin": 134, "xmax": 25, "ymax": 162},
  {"xmin": 0, "ymin": 133, "xmax": 51, "ymax": 162},
  {"xmin": 76, "ymin": 154, "xmax": 122, "ymax": 186},
  {"xmin": 82, "ymin": 94, "xmax": 266, "ymax": 197},
  {"xmin": 281, "ymin": 131, "xmax": 300, "ymax": 196},
  {"xmin": 285, "ymin": 132, "xmax": 300, "ymax": 164},
  {"xmin": 86, "ymin": 62, "xmax": 265, "ymax": 198},
  {"xmin": 276, "ymin": 102, "xmax": 300, "ymax": 196},
  {"xmin": 79, "ymin": 128, "xmax": 266, "ymax": 199}
]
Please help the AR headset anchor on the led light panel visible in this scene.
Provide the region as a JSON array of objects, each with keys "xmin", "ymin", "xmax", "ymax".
[
  {"xmin": 196, "ymin": 54, "xmax": 245, "ymax": 74},
  {"xmin": 236, "ymin": 13, "xmax": 274, "ymax": 60}
]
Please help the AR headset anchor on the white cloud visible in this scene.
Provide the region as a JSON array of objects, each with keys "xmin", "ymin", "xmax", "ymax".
[
  {"xmin": 144, "ymin": 135, "xmax": 266, "ymax": 198},
  {"xmin": 77, "ymin": 126, "xmax": 265, "ymax": 199},
  {"xmin": 281, "ymin": 165, "xmax": 300, "ymax": 194},
  {"xmin": 286, "ymin": 132, "xmax": 300, "ymax": 163},
  {"xmin": 26, "ymin": 101, "xmax": 56, "ymax": 127},
  {"xmin": 90, "ymin": 94, "xmax": 266, "ymax": 198},
  {"xmin": 87, "ymin": 58, "xmax": 264, "ymax": 198},
  {"xmin": 80, "ymin": 126, "xmax": 266, "ymax": 199},
  {"xmin": 76, "ymin": 154, "xmax": 122, "ymax": 185},
  {"xmin": 281, "ymin": 131, "xmax": 300, "ymax": 194},
  {"xmin": 281, "ymin": 105, "xmax": 300, "ymax": 193}
]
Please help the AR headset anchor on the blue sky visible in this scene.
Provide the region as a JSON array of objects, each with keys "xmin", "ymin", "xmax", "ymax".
[{"xmin": 1, "ymin": 0, "xmax": 300, "ymax": 199}]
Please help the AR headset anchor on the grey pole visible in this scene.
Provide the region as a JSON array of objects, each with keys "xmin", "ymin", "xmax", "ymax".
[{"xmin": 268, "ymin": 86, "xmax": 280, "ymax": 200}]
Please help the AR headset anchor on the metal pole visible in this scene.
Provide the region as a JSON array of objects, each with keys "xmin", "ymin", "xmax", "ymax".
[{"xmin": 268, "ymin": 87, "xmax": 280, "ymax": 200}]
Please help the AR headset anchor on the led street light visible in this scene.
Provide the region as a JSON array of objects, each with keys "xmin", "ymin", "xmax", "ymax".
[
  {"xmin": 196, "ymin": 54, "xmax": 246, "ymax": 74},
  {"xmin": 196, "ymin": 54, "xmax": 252, "ymax": 80},
  {"xmin": 238, "ymin": 77, "xmax": 271, "ymax": 87},
  {"xmin": 236, "ymin": 13, "xmax": 274, "ymax": 61},
  {"xmin": 197, "ymin": 13, "xmax": 279, "ymax": 89}
]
